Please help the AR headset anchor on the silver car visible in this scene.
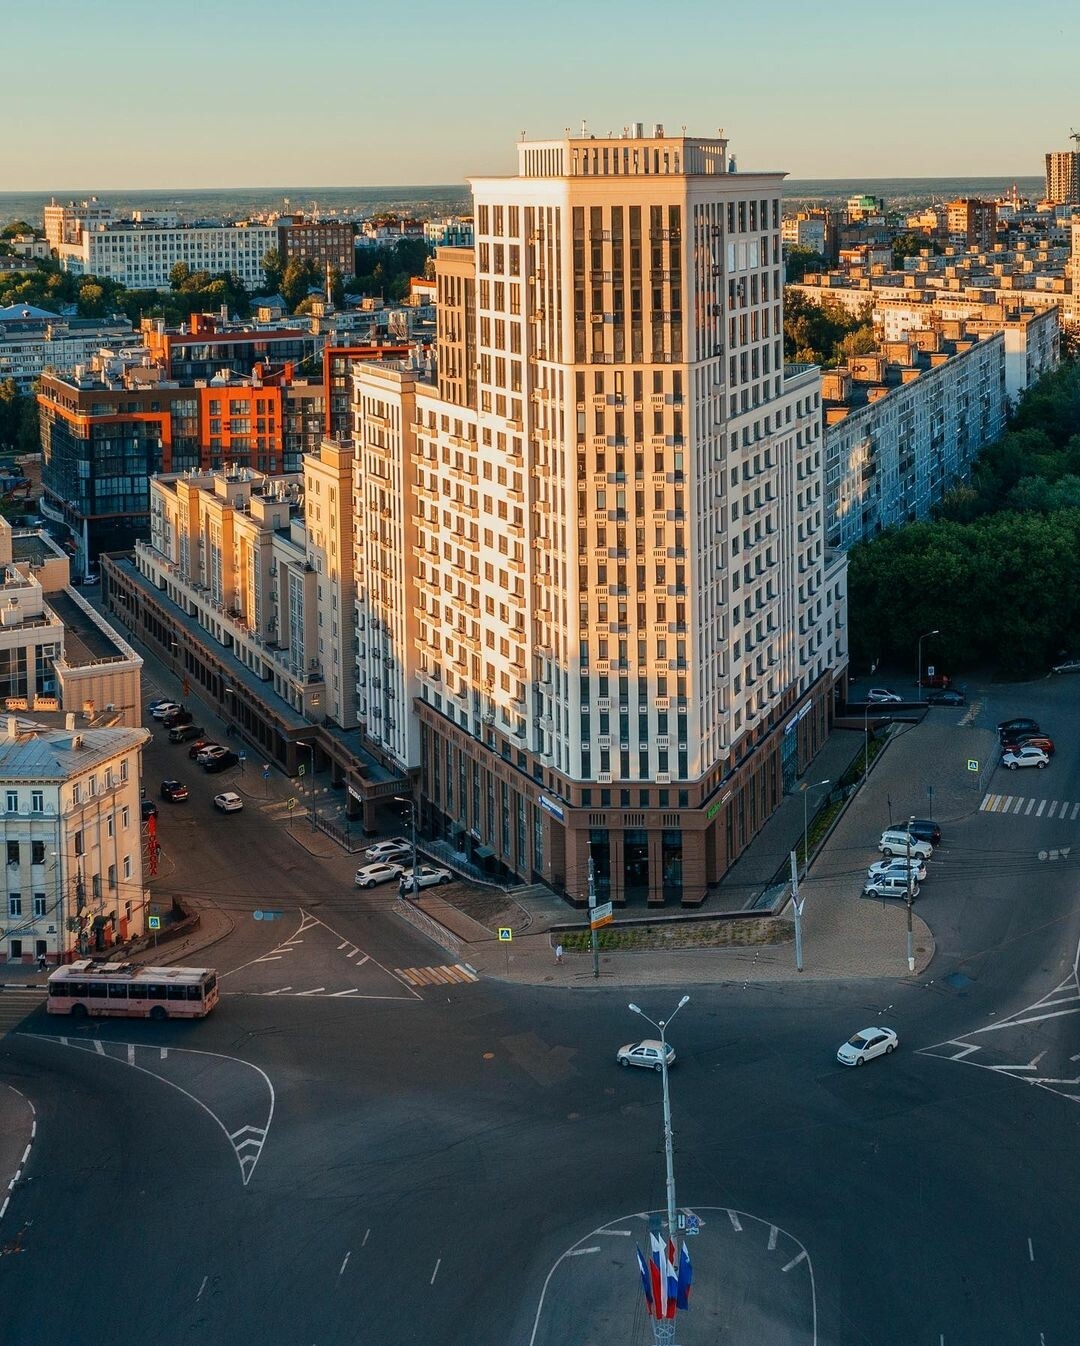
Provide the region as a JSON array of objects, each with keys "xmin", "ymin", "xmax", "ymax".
[
  {"xmin": 616, "ymin": 1039, "xmax": 676, "ymax": 1072},
  {"xmin": 398, "ymin": 865, "xmax": 452, "ymax": 892},
  {"xmin": 355, "ymin": 861, "xmax": 404, "ymax": 889}
]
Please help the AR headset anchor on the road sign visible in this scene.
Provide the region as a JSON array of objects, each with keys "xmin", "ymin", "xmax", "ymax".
[
  {"xmin": 685, "ymin": 1214, "xmax": 701, "ymax": 1236},
  {"xmin": 927, "ymin": 665, "xmax": 935, "ymax": 678},
  {"xmin": 262, "ymin": 764, "xmax": 270, "ymax": 780},
  {"xmin": 298, "ymin": 763, "xmax": 306, "ymax": 777},
  {"xmin": 238, "ymin": 750, "xmax": 247, "ymax": 762},
  {"xmin": 497, "ymin": 927, "xmax": 512, "ymax": 942},
  {"xmin": 589, "ymin": 900, "xmax": 614, "ymax": 928},
  {"xmin": 147, "ymin": 915, "xmax": 161, "ymax": 930},
  {"xmin": 286, "ymin": 797, "xmax": 297, "ymax": 812},
  {"xmin": 967, "ymin": 759, "xmax": 979, "ymax": 773}
]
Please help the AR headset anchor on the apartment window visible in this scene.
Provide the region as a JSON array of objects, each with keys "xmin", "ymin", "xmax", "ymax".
[
  {"xmin": 88, "ymin": 775, "xmax": 96, "ymax": 797},
  {"xmin": 31, "ymin": 841, "xmax": 44, "ymax": 865},
  {"xmin": 6, "ymin": 840, "xmax": 18, "ymax": 866},
  {"xmin": 31, "ymin": 790, "xmax": 43, "ymax": 813},
  {"xmin": 74, "ymin": 831, "xmax": 84, "ymax": 857},
  {"xmin": 108, "ymin": 863, "xmax": 117, "ymax": 890},
  {"xmin": 33, "ymin": 893, "xmax": 46, "ymax": 918},
  {"xmin": 120, "ymin": 760, "xmax": 128, "ymax": 783},
  {"xmin": 8, "ymin": 894, "xmax": 21, "ymax": 917},
  {"xmin": 122, "ymin": 806, "xmax": 129, "ymax": 829},
  {"xmin": 123, "ymin": 855, "xmax": 132, "ymax": 880},
  {"xmin": 106, "ymin": 815, "xmax": 114, "ymax": 838},
  {"xmin": 5, "ymin": 790, "xmax": 16, "ymax": 813},
  {"xmin": 72, "ymin": 783, "xmax": 81, "ymax": 806},
  {"xmin": 92, "ymin": 874, "xmax": 101, "ymax": 899}
]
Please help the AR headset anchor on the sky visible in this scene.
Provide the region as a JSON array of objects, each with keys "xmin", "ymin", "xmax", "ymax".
[{"xmin": 4, "ymin": 0, "xmax": 1078, "ymax": 189}]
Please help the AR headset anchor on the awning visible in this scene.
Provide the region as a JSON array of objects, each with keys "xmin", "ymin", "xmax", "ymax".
[{"xmin": 474, "ymin": 845, "xmax": 495, "ymax": 860}]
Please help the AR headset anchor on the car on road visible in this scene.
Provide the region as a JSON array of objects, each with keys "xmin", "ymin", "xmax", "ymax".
[
  {"xmin": 213, "ymin": 791, "xmax": 243, "ymax": 813},
  {"xmin": 902, "ymin": 818, "xmax": 941, "ymax": 845},
  {"xmin": 159, "ymin": 779, "xmax": 189, "ymax": 802},
  {"xmin": 1051, "ymin": 658, "xmax": 1080, "ymax": 674},
  {"xmin": 365, "ymin": 839, "xmax": 413, "ymax": 863},
  {"xmin": 998, "ymin": 717, "xmax": 1040, "ymax": 739},
  {"xmin": 195, "ymin": 744, "xmax": 227, "ymax": 764},
  {"xmin": 867, "ymin": 857, "xmax": 927, "ymax": 883},
  {"xmin": 837, "ymin": 1027, "xmax": 898, "ymax": 1067},
  {"xmin": 916, "ymin": 673, "xmax": 951, "ymax": 688},
  {"xmin": 878, "ymin": 829, "xmax": 933, "ymax": 859},
  {"xmin": 398, "ymin": 864, "xmax": 453, "ymax": 892},
  {"xmin": 1001, "ymin": 733, "xmax": 1055, "ymax": 757},
  {"xmin": 188, "ymin": 738, "xmax": 219, "ymax": 760},
  {"xmin": 148, "ymin": 698, "xmax": 172, "ymax": 715},
  {"xmin": 140, "ymin": 798, "xmax": 158, "ymax": 821},
  {"xmin": 863, "ymin": 872, "xmax": 920, "ymax": 900},
  {"xmin": 203, "ymin": 750, "xmax": 239, "ymax": 774},
  {"xmin": 355, "ymin": 861, "xmax": 405, "ymax": 888},
  {"xmin": 168, "ymin": 723, "xmax": 205, "ymax": 744},
  {"xmin": 150, "ymin": 701, "xmax": 181, "ymax": 720},
  {"xmin": 927, "ymin": 688, "xmax": 966, "ymax": 706},
  {"xmin": 866, "ymin": 688, "xmax": 903, "ymax": 703},
  {"xmin": 617, "ymin": 1039, "xmax": 676, "ymax": 1072},
  {"xmin": 162, "ymin": 708, "xmax": 194, "ymax": 729},
  {"xmin": 1001, "ymin": 745, "xmax": 1049, "ymax": 771}
]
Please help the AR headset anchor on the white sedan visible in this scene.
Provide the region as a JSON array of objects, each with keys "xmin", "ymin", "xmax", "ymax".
[
  {"xmin": 355, "ymin": 861, "xmax": 404, "ymax": 889},
  {"xmin": 365, "ymin": 839, "xmax": 413, "ymax": 863},
  {"xmin": 151, "ymin": 701, "xmax": 181, "ymax": 720},
  {"xmin": 867, "ymin": 857, "xmax": 927, "ymax": 883},
  {"xmin": 214, "ymin": 792, "xmax": 244, "ymax": 813},
  {"xmin": 196, "ymin": 744, "xmax": 228, "ymax": 764},
  {"xmin": 1001, "ymin": 745, "xmax": 1049, "ymax": 770},
  {"xmin": 398, "ymin": 865, "xmax": 453, "ymax": 892},
  {"xmin": 837, "ymin": 1026, "xmax": 898, "ymax": 1066},
  {"xmin": 617, "ymin": 1039, "xmax": 676, "ymax": 1072}
]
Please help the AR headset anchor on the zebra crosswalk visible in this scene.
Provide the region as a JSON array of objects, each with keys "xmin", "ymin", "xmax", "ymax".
[
  {"xmin": 0, "ymin": 989, "xmax": 45, "ymax": 1036},
  {"xmin": 980, "ymin": 793, "xmax": 1080, "ymax": 820},
  {"xmin": 394, "ymin": 964, "xmax": 479, "ymax": 987}
]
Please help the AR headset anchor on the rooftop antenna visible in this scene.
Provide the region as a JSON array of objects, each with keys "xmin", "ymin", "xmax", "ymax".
[{"xmin": 581, "ymin": 118, "xmax": 588, "ymax": 137}]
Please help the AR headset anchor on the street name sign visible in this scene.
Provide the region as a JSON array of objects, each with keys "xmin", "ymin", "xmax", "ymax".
[{"xmin": 590, "ymin": 901, "xmax": 614, "ymax": 928}]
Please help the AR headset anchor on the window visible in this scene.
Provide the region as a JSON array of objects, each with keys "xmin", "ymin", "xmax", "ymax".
[
  {"xmin": 74, "ymin": 831, "xmax": 84, "ymax": 857},
  {"xmin": 8, "ymin": 893, "xmax": 21, "ymax": 917},
  {"xmin": 72, "ymin": 783, "xmax": 81, "ymax": 806},
  {"xmin": 88, "ymin": 775, "xmax": 96, "ymax": 797},
  {"xmin": 123, "ymin": 855, "xmax": 132, "ymax": 880},
  {"xmin": 121, "ymin": 806, "xmax": 129, "ymax": 829},
  {"xmin": 33, "ymin": 893, "xmax": 46, "ymax": 917},
  {"xmin": 106, "ymin": 815, "xmax": 113, "ymax": 838},
  {"xmin": 120, "ymin": 760, "xmax": 128, "ymax": 783},
  {"xmin": 108, "ymin": 863, "xmax": 117, "ymax": 890},
  {"xmin": 31, "ymin": 790, "xmax": 43, "ymax": 813},
  {"xmin": 6, "ymin": 840, "xmax": 18, "ymax": 866},
  {"xmin": 5, "ymin": 790, "xmax": 16, "ymax": 812},
  {"xmin": 92, "ymin": 873, "xmax": 101, "ymax": 899},
  {"xmin": 31, "ymin": 841, "xmax": 44, "ymax": 865}
]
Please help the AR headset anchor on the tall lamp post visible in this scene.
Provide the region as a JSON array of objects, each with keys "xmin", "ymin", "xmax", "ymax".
[
  {"xmin": 628, "ymin": 996, "xmax": 690, "ymax": 1242},
  {"xmin": 916, "ymin": 629, "xmax": 940, "ymax": 703},
  {"xmin": 306, "ymin": 742, "xmax": 317, "ymax": 832},
  {"xmin": 863, "ymin": 703, "xmax": 871, "ymax": 778},
  {"xmin": 395, "ymin": 793, "xmax": 419, "ymax": 900},
  {"xmin": 800, "ymin": 778, "xmax": 831, "ymax": 880}
]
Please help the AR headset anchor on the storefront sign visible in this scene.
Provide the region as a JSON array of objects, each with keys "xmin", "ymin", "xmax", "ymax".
[{"xmin": 539, "ymin": 794, "xmax": 565, "ymax": 822}]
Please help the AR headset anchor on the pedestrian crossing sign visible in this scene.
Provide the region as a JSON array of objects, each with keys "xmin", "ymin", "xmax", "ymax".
[
  {"xmin": 498, "ymin": 927, "xmax": 512, "ymax": 941},
  {"xmin": 148, "ymin": 916, "xmax": 161, "ymax": 930},
  {"xmin": 967, "ymin": 759, "xmax": 979, "ymax": 772}
]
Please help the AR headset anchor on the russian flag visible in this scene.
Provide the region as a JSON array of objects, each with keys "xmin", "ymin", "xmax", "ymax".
[
  {"xmin": 664, "ymin": 1238, "xmax": 679, "ymax": 1315},
  {"xmin": 635, "ymin": 1245, "xmax": 654, "ymax": 1314},
  {"xmin": 676, "ymin": 1240, "xmax": 693, "ymax": 1311},
  {"xmin": 649, "ymin": 1234, "xmax": 668, "ymax": 1318}
]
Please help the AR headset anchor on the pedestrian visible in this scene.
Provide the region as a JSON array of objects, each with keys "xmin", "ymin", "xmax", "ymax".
[
  {"xmin": 37, "ymin": 952, "xmax": 47, "ymax": 972},
  {"xmin": 555, "ymin": 942, "xmax": 563, "ymax": 965}
]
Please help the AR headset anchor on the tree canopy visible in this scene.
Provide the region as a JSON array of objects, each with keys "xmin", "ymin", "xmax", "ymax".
[{"xmin": 783, "ymin": 290, "xmax": 873, "ymax": 368}]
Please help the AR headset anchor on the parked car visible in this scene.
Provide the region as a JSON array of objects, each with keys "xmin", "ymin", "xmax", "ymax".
[
  {"xmin": 83, "ymin": 572, "xmax": 99, "ymax": 586},
  {"xmin": 927, "ymin": 688, "xmax": 966, "ymax": 707},
  {"xmin": 867, "ymin": 857, "xmax": 927, "ymax": 883},
  {"xmin": 1051, "ymin": 658, "xmax": 1080, "ymax": 675},
  {"xmin": 837, "ymin": 1027, "xmax": 898, "ymax": 1067},
  {"xmin": 916, "ymin": 673, "xmax": 951, "ymax": 688},
  {"xmin": 188, "ymin": 738, "xmax": 219, "ymax": 760},
  {"xmin": 150, "ymin": 701, "xmax": 181, "ymax": 721},
  {"xmin": 398, "ymin": 864, "xmax": 453, "ymax": 892},
  {"xmin": 213, "ymin": 791, "xmax": 244, "ymax": 813},
  {"xmin": 1002, "ymin": 734, "xmax": 1055, "ymax": 757},
  {"xmin": 168, "ymin": 723, "xmax": 205, "ymax": 744},
  {"xmin": 148, "ymin": 698, "xmax": 172, "ymax": 716},
  {"xmin": 867, "ymin": 688, "xmax": 903, "ymax": 704},
  {"xmin": 365, "ymin": 839, "xmax": 413, "ymax": 863},
  {"xmin": 204, "ymin": 750, "xmax": 239, "ymax": 774},
  {"xmin": 195, "ymin": 744, "xmax": 227, "ymax": 764},
  {"xmin": 159, "ymin": 779, "xmax": 189, "ymax": 802},
  {"xmin": 1001, "ymin": 745, "xmax": 1049, "ymax": 771},
  {"xmin": 863, "ymin": 872, "xmax": 920, "ymax": 900},
  {"xmin": 162, "ymin": 708, "xmax": 194, "ymax": 729},
  {"xmin": 617, "ymin": 1039, "xmax": 676, "ymax": 1071},
  {"xmin": 355, "ymin": 861, "xmax": 404, "ymax": 889},
  {"xmin": 998, "ymin": 717, "xmax": 1040, "ymax": 738},
  {"xmin": 878, "ymin": 829, "xmax": 933, "ymax": 859},
  {"xmin": 902, "ymin": 817, "xmax": 941, "ymax": 845},
  {"xmin": 140, "ymin": 798, "xmax": 158, "ymax": 821}
]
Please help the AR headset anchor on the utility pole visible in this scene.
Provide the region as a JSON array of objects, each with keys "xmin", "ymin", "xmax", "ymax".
[
  {"xmin": 789, "ymin": 849, "xmax": 804, "ymax": 972},
  {"xmin": 587, "ymin": 852, "xmax": 600, "ymax": 980},
  {"xmin": 905, "ymin": 817, "xmax": 916, "ymax": 973},
  {"xmin": 628, "ymin": 996, "xmax": 690, "ymax": 1244}
]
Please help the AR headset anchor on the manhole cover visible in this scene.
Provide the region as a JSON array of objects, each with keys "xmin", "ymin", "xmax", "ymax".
[{"xmin": 945, "ymin": 971, "xmax": 973, "ymax": 990}]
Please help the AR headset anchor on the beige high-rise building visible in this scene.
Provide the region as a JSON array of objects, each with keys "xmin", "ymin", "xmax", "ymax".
[
  {"xmin": 352, "ymin": 125, "xmax": 847, "ymax": 907},
  {"xmin": 1044, "ymin": 150, "xmax": 1080, "ymax": 206}
]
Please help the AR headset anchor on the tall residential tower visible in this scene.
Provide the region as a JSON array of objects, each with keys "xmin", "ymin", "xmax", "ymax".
[{"xmin": 352, "ymin": 126, "xmax": 847, "ymax": 906}]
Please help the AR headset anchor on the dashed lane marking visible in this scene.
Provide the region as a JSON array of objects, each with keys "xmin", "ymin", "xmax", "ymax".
[
  {"xmin": 394, "ymin": 964, "xmax": 480, "ymax": 987},
  {"xmin": 782, "ymin": 1249, "xmax": 808, "ymax": 1273}
]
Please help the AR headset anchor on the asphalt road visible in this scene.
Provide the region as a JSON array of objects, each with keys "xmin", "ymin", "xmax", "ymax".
[{"xmin": 1, "ymin": 675, "xmax": 1079, "ymax": 1344}]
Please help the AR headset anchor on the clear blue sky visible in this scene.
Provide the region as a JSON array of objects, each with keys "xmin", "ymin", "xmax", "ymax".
[{"xmin": 5, "ymin": 0, "xmax": 1076, "ymax": 188}]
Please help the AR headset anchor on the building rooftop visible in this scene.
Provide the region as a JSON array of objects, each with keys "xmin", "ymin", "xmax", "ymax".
[
  {"xmin": 46, "ymin": 591, "xmax": 131, "ymax": 665},
  {"xmin": 0, "ymin": 720, "xmax": 149, "ymax": 781}
]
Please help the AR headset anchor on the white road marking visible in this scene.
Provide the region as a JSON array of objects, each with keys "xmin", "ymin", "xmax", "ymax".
[
  {"xmin": 566, "ymin": 1247, "xmax": 600, "ymax": 1256},
  {"xmin": 430, "ymin": 1258, "xmax": 442, "ymax": 1284},
  {"xmin": 262, "ymin": 987, "xmax": 292, "ymax": 995},
  {"xmin": 20, "ymin": 1145, "xmax": 29, "ymax": 1164},
  {"xmin": 0, "ymin": 1197, "xmax": 7, "ymax": 1219},
  {"xmin": 295, "ymin": 987, "xmax": 326, "ymax": 996},
  {"xmin": 196, "ymin": 1275, "xmax": 208, "ymax": 1301},
  {"xmin": 1048, "ymin": 801, "xmax": 1059, "ymax": 818},
  {"xmin": 352, "ymin": 953, "xmax": 370, "ymax": 966},
  {"xmin": 9, "ymin": 1169, "xmax": 19, "ymax": 1187},
  {"xmin": 782, "ymin": 1249, "xmax": 808, "ymax": 1272},
  {"xmin": 253, "ymin": 955, "xmax": 284, "ymax": 963},
  {"xmin": 1072, "ymin": 804, "xmax": 1080, "ymax": 821},
  {"xmin": 980, "ymin": 793, "xmax": 992, "ymax": 810},
  {"xmin": 160, "ymin": 1048, "xmax": 168, "ymax": 1059},
  {"xmin": 1070, "ymin": 1053, "xmax": 1080, "ymax": 1062},
  {"xmin": 1024, "ymin": 798, "xmax": 1035, "ymax": 815},
  {"xmin": 1036, "ymin": 800, "xmax": 1046, "ymax": 817},
  {"xmin": 127, "ymin": 1044, "xmax": 135, "ymax": 1065},
  {"xmin": 768, "ymin": 1225, "xmax": 778, "ymax": 1251},
  {"xmin": 597, "ymin": 1228, "xmax": 632, "ymax": 1236},
  {"xmin": 94, "ymin": 1039, "xmax": 104, "ymax": 1055},
  {"xmin": 1028, "ymin": 1237, "xmax": 1034, "ymax": 1262},
  {"xmin": 337, "ymin": 941, "xmax": 349, "ymax": 951},
  {"xmin": 728, "ymin": 1209, "xmax": 742, "ymax": 1231},
  {"xmin": 1012, "ymin": 796, "xmax": 1024, "ymax": 813},
  {"xmin": 339, "ymin": 1252, "xmax": 351, "ymax": 1277},
  {"xmin": 330, "ymin": 989, "xmax": 359, "ymax": 997},
  {"xmin": 362, "ymin": 1227, "xmax": 370, "ymax": 1247}
]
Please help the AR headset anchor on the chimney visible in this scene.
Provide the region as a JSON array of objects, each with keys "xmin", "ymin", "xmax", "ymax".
[
  {"xmin": 65, "ymin": 712, "xmax": 75, "ymax": 730},
  {"xmin": 6, "ymin": 716, "xmax": 17, "ymax": 739}
]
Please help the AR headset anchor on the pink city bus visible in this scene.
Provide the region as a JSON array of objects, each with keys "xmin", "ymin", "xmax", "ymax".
[{"xmin": 47, "ymin": 960, "xmax": 219, "ymax": 1020}]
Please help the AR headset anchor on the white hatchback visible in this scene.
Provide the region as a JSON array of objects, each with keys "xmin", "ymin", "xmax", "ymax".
[
  {"xmin": 214, "ymin": 792, "xmax": 243, "ymax": 813},
  {"xmin": 866, "ymin": 688, "xmax": 903, "ymax": 704},
  {"xmin": 1001, "ymin": 745, "xmax": 1049, "ymax": 770},
  {"xmin": 837, "ymin": 1026, "xmax": 898, "ymax": 1066},
  {"xmin": 616, "ymin": 1039, "xmax": 676, "ymax": 1071},
  {"xmin": 355, "ymin": 861, "xmax": 404, "ymax": 889}
]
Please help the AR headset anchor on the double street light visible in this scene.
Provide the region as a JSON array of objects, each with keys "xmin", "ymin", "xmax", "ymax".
[
  {"xmin": 628, "ymin": 995, "xmax": 690, "ymax": 1240},
  {"xmin": 916, "ymin": 629, "xmax": 940, "ymax": 703},
  {"xmin": 800, "ymin": 778, "xmax": 831, "ymax": 881},
  {"xmin": 394, "ymin": 794, "xmax": 420, "ymax": 899}
]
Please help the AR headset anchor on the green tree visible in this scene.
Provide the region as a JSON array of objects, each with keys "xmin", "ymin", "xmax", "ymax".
[
  {"xmin": 0, "ymin": 220, "xmax": 35, "ymax": 239},
  {"xmin": 77, "ymin": 283, "xmax": 106, "ymax": 317},
  {"xmin": 784, "ymin": 246, "xmax": 827, "ymax": 283},
  {"xmin": 281, "ymin": 256, "xmax": 318, "ymax": 312},
  {"xmin": 891, "ymin": 232, "xmax": 930, "ymax": 269},
  {"xmin": 261, "ymin": 247, "xmax": 284, "ymax": 295},
  {"xmin": 169, "ymin": 261, "xmax": 192, "ymax": 290}
]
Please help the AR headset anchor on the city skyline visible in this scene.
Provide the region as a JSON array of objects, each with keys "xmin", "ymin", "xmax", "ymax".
[{"xmin": 4, "ymin": 0, "xmax": 1077, "ymax": 189}]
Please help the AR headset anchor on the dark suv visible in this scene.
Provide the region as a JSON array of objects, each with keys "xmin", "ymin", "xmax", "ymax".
[
  {"xmin": 163, "ymin": 707, "xmax": 194, "ymax": 729},
  {"xmin": 168, "ymin": 723, "xmax": 205, "ymax": 744},
  {"xmin": 901, "ymin": 818, "xmax": 941, "ymax": 845},
  {"xmin": 203, "ymin": 750, "xmax": 239, "ymax": 774},
  {"xmin": 998, "ymin": 717, "xmax": 1039, "ymax": 742}
]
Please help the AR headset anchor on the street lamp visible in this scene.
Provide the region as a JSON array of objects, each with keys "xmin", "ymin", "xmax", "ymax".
[
  {"xmin": 306, "ymin": 742, "xmax": 317, "ymax": 832},
  {"xmin": 916, "ymin": 629, "xmax": 940, "ymax": 703},
  {"xmin": 628, "ymin": 996, "xmax": 690, "ymax": 1240},
  {"xmin": 394, "ymin": 794, "xmax": 419, "ymax": 899},
  {"xmin": 800, "ymin": 778, "xmax": 830, "ymax": 880},
  {"xmin": 863, "ymin": 703, "xmax": 871, "ymax": 778}
]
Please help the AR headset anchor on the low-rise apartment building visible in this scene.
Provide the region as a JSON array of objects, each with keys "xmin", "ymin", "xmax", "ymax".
[{"xmin": 0, "ymin": 304, "xmax": 135, "ymax": 393}]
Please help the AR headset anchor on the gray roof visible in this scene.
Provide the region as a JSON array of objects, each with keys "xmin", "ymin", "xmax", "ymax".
[
  {"xmin": 0, "ymin": 724, "xmax": 149, "ymax": 782},
  {"xmin": 0, "ymin": 303, "xmax": 58, "ymax": 321}
]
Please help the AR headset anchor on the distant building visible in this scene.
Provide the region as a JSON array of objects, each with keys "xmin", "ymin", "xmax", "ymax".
[
  {"xmin": 141, "ymin": 311, "xmax": 318, "ymax": 381},
  {"xmin": 945, "ymin": 198, "xmax": 998, "ymax": 250},
  {"xmin": 781, "ymin": 209, "xmax": 834, "ymax": 259},
  {"xmin": 278, "ymin": 218, "xmax": 356, "ymax": 278},
  {"xmin": 1044, "ymin": 149, "xmax": 1080, "ymax": 206},
  {"xmin": 0, "ymin": 305, "xmax": 135, "ymax": 393},
  {"xmin": 823, "ymin": 330, "xmax": 1007, "ymax": 551},
  {"xmin": 6, "ymin": 235, "xmax": 49, "ymax": 261},
  {"xmin": 845, "ymin": 194, "xmax": 885, "ymax": 225},
  {"xmin": 423, "ymin": 218, "xmax": 475, "ymax": 248}
]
